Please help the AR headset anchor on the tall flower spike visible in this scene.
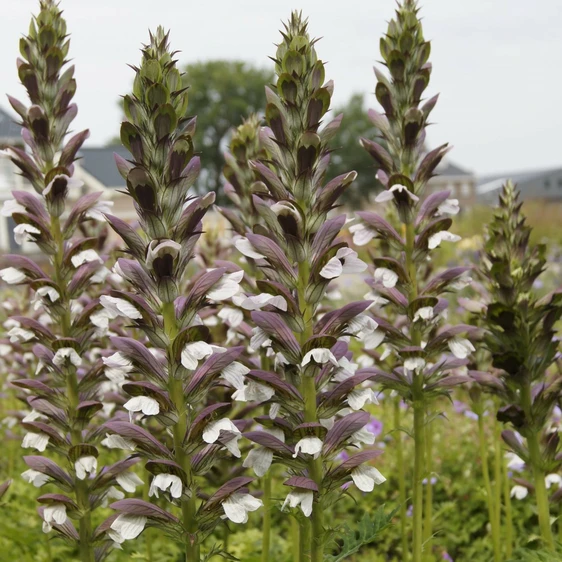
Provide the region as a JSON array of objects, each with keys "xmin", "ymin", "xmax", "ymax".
[
  {"xmin": 354, "ymin": 2, "xmax": 476, "ymax": 561},
  {"xmin": 232, "ymin": 12, "xmax": 383, "ymax": 562},
  {"xmin": 478, "ymin": 182, "xmax": 562, "ymax": 550},
  {"xmin": 1, "ymin": 1, "xmax": 136, "ymax": 560},
  {"xmin": 102, "ymin": 28, "xmax": 257, "ymax": 560}
]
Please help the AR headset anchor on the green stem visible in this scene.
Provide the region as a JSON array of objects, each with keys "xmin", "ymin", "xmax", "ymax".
[
  {"xmin": 477, "ymin": 413, "xmax": 501, "ymax": 562},
  {"xmin": 423, "ymin": 413, "xmax": 433, "ymax": 544},
  {"xmin": 502, "ymin": 447, "xmax": 513, "ymax": 559},
  {"xmin": 261, "ymin": 472, "xmax": 272, "ymax": 562},
  {"xmin": 163, "ymin": 302, "xmax": 200, "ymax": 562},
  {"xmin": 521, "ymin": 383, "xmax": 554, "ymax": 549},
  {"xmin": 143, "ymin": 468, "xmax": 153, "ymax": 562},
  {"xmin": 291, "ymin": 517, "xmax": 300, "ymax": 561},
  {"xmin": 412, "ymin": 397, "xmax": 425, "ymax": 562},
  {"xmin": 493, "ymin": 421, "xmax": 503, "ymax": 552},
  {"xmin": 394, "ymin": 397, "xmax": 409, "ymax": 561}
]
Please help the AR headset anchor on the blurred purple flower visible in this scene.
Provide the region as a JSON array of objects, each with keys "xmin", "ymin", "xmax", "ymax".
[
  {"xmin": 442, "ymin": 552, "xmax": 453, "ymax": 561},
  {"xmin": 366, "ymin": 416, "xmax": 383, "ymax": 438}
]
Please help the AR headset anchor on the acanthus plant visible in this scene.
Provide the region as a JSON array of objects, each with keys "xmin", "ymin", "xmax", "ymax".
[
  {"xmin": 472, "ymin": 181, "xmax": 562, "ymax": 552},
  {"xmin": 100, "ymin": 27, "xmax": 261, "ymax": 561},
  {"xmin": 229, "ymin": 12, "xmax": 387, "ymax": 562},
  {"xmin": 0, "ymin": 1, "xmax": 139, "ymax": 561},
  {"xmin": 351, "ymin": 1, "xmax": 477, "ymax": 560}
]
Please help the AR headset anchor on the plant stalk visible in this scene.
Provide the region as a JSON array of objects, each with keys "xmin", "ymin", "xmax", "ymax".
[
  {"xmin": 423, "ymin": 414, "xmax": 433, "ymax": 544},
  {"xmin": 502, "ymin": 446, "xmax": 513, "ymax": 559},
  {"xmin": 394, "ymin": 397, "xmax": 409, "ymax": 561},
  {"xmin": 261, "ymin": 472, "xmax": 272, "ymax": 562},
  {"xmin": 163, "ymin": 302, "xmax": 200, "ymax": 562}
]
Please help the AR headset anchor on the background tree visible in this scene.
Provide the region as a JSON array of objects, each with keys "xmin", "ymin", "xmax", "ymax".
[
  {"xmin": 182, "ymin": 61, "xmax": 273, "ymax": 199},
  {"xmin": 327, "ymin": 93, "xmax": 382, "ymax": 208}
]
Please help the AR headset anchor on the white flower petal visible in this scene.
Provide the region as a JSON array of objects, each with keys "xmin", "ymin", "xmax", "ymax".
[
  {"xmin": 235, "ymin": 238, "xmax": 265, "ymax": 260},
  {"xmin": 351, "ymin": 465, "xmax": 386, "ymax": 492},
  {"xmin": 373, "ymin": 268, "xmax": 398, "ymax": 288},
  {"xmin": 243, "ymin": 447, "xmax": 274, "ymax": 477},
  {"xmin": 116, "ymin": 472, "xmax": 144, "ymax": 493},
  {"xmin": 0, "ymin": 267, "xmax": 26, "ymax": 284},
  {"xmin": 448, "ymin": 337, "xmax": 475, "ymax": 359},
  {"xmin": 110, "ymin": 514, "xmax": 147, "ymax": 541},
  {"xmin": 222, "ymin": 492, "xmax": 263, "ymax": 524},
  {"xmin": 293, "ymin": 436, "xmax": 323, "ymax": 458},
  {"xmin": 124, "ymin": 396, "xmax": 160, "ymax": 418}
]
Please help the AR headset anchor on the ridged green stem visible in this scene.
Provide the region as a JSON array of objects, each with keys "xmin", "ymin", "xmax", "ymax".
[
  {"xmin": 493, "ymin": 421, "xmax": 503, "ymax": 552},
  {"xmin": 394, "ymin": 397, "xmax": 409, "ymax": 561},
  {"xmin": 423, "ymin": 415, "xmax": 433, "ymax": 544},
  {"xmin": 261, "ymin": 472, "xmax": 272, "ymax": 562},
  {"xmin": 477, "ymin": 413, "xmax": 501, "ymax": 562},
  {"xmin": 163, "ymin": 302, "xmax": 200, "ymax": 562},
  {"xmin": 502, "ymin": 446, "xmax": 513, "ymax": 559}
]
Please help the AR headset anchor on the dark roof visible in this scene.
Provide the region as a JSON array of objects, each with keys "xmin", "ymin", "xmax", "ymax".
[
  {"xmin": 477, "ymin": 167, "xmax": 562, "ymax": 187},
  {"xmin": 78, "ymin": 145, "xmax": 130, "ymax": 188},
  {"xmin": 436, "ymin": 161, "xmax": 473, "ymax": 177},
  {"xmin": 0, "ymin": 106, "xmax": 22, "ymax": 141}
]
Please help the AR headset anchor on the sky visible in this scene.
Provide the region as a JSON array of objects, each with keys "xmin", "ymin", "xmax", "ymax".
[{"xmin": 1, "ymin": 0, "xmax": 561, "ymax": 177}]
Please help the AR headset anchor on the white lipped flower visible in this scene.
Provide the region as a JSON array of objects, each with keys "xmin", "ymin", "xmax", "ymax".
[
  {"xmin": 217, "ymin": 306, "xmax": 244, "ymax": 327},
  {"xmin": 282, "ymin": 490, "xmax": 313, "ymax": 517},
  {"xmin": 22, "ymin": 469, "xmax": 49, "ymax": 487},
  {"xmin": 235, "ymin": 237, "xmax": 266, "ymax": 260},
  {"xmin": 116, "ymin": 472, "xmax": 144, "ymax": 493},
  {"xmin": 1, "ymin": 199, "xmax": 25, "ymax": 216},
  {"xmin": 109, "ymin": 514, "xmax": 147, "ymax": 543},
  {"xmin": 207, "ymin": 270, "xmax": 244, "ymax": 301},
  {"xmin": 181, "ymin": 341, "xmax": 225, "ymax": 370},
  {"xmin": 347, "ymin": 388, "xmax": 379, "ymax": 410},
  {"xmin": 301, "ymin": 348, "xmax": 338, "ymax": 367},
  {"xmin": 427, "ymin": 231, "xmax": 461, "ymax": 250},
  {"xmin": 220, "ymin": 361, "xmax": 249, "ymax": 390},
  {"xmin": 0, "ymin": 267, "xmax": 26, "ymax": 284},
  {"xmin": 124, "ymin": 396, "xmax": 160, "ymax": 421},
  {"xmin": 222, "ymin": 493, "xmax": 263, "ymax": 524},
  {"xmin": 243, "ymin": 428, "xmax": 284, "ymax": 477},
  {"xmin": 8, "ymin": 326, "xmax": 35, "ymax": 343},
  {"xmin": 510, "ymin": 485, "xmax": 528, "ymax": 500},
  {"xmin": 351, "ymin": 426, "xmax": 377, "ymax": 447},
  {"xmin": 75, "ymin": 456, "xmax": 97, "ymax": 480},
  {"xmin": 351, "ymin": 465, "xmax": 387, "ymax": 492},
  {"xmin": 375, "ymin": 183, "xmax": 419, "ymax": 204},
  {"xmin": 103, "ymin": 352, "xmax": 134, "ymax": 383},
  {"xmin": 448, "ymin": 337, "xmax": 475, "ymax": 359},
  {"xmin": 203, "ymin": 418, "xmax": 241, "ymax": 445},
  {"xmin": 249, "ymin": 327, "xmax": 271, "ymax": 351},
  {"xmin": 53, "ymin": 347, "xmax": 82, "ymax": 368},
  {"xmin": 232, "ymin": 380, "xmax": 275, "ymax": 403},
  {"xmin": 100, "ymin": 295, "xmax": 142, "ymax": 320},
  {"xmin": 42, "ymin": 503, "xmax": 67, "ymax": 533},
  {"xmin": 149, "ymin": 473, "xmax": 183, "ymax": 499},
  {"xmin": 85, "ymin": 199, "xmax": 114, "ymax": 221},
  {"xmin": 545, "ymin": 473, "xmax": 562, "ymax": 489},
  {"xmin": 413, "ymin": 306, "xmax": 434, "ymax": 322},
  {"xmin": 22, "ymin": 432, "xmax": 49, "ymax": 452},
  {"xmin": 373, "ymin": 267, "xmax": 398, "ymax": 288},
  {"xmin": 101, "ymin": 433, "xmax": 136, "ymax": 451},
  {"xmin": 71, "ymin": 249, "xmax": 103, "ymax": 268},
  {"xmin": 14, "ymin": 223, "xmax": 40, "ymax": 245},
  {"xmin": 349, "ymin": 223, "xmax": 375, "ymax": 246},
  {"xmin": 404, "ymin": 356, "xmax": 426, "ymax": 373},
  {"xmin": 293, "ymin": 436, "xmax": 323, "ymax": 459},
  {"xmin": 233, "ymin": 293, "xmax": 288, "ymax": 311},
  {"xmin": 437, "ymin": 198, "xmax": 460, "ymax": 216},
  {"xmin": 320, "ymin": 248, "xmax": 368, "ymax": 280},
  {"xmin": 34, "ymin": 286, "xmax": 60, "ymax": 306},
  {"xmin": 101, "ymin": 486, "xmax": 125, "ymax": 508}
]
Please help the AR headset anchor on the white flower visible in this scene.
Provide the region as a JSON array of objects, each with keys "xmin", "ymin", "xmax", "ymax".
[
  {"xmin": 35, "ymin": 286, "xmax": 60, "ymax": 305},
  {"xmin": 101, "ymin": 486, "xmax": 124, "ymax": 507},
  {"xmin": 149, "ymin": 473, "xmax": 183, "ymax": 499},
  {"xmin": 109, "ymin": 514, "xmax": 147, "ymax": 543},
  {"xmin": 233, "ymin": 380, "xmax": 275, "ymax": 403},
  {"xmin": 349, "ymin": 223, "xmax": 375, "ymax": 246},
  {"xmin": 100, "ymin": 295, "xmax": 142, "ymax": 320},
  {"xmin": 505, "ymin": 453, "xmax": 525, "ymax": 472},
  {"xmin": 545, "ymin": 474, "xmax": 562, "ymax": 489},
  {"xmin": 91, "ymin": 266, "xmax": 110, "ymax": 284},
  {"xmin": 351, "ymin": 465, "xmax": 387, "ymax": 492},
  {"xmin": 22, "ymin": 469, "xmax": 49, "ymax": 487},
  {"xmin": 437, "ymin": 198, "xmax": 460, "ymax": 216},
  {"xmin": 282, "ymin": 490, "xmax": 314, "ymax": 517},
  {"xmin": 101, "ymin": 434, "xmax": 136, "ymax": 451},
  {"xmin": 207, "ymin": 270, "xmax": 244, "ymax": 301},
  {"xmin": 373, "ymin": 267, "xmax": 398, "ymax": 288},
  {"xmin": 333, "ymin": 356, "xmax": 358, "ymax": 382},
  {"xmin": 235, "ymin": 237, "xmax": 265, "ymax": 259},
  {"xmin": 53, "ymin": 347, "xmax": 82, "ymax": 367},
  {"xmin": 103, "ymin": 352, "xmax": 134, "ymax": 383},
  {"xmin": 71, "ymin": 249, "xmax": 102, "ymax": 267},
  {"xmin": 75, "ymin": 456, "xmax": 97, "ymax": 480},
  {"xmin": 428, "ymin": 231, "xmax": 461, "ymax": 250},
  {"xmin": 293, "ymin": 436, "xmax": 323, "ymax": 459},
  {"xmin": 510, "ymin": 485, "xmax": 528, "ymax": 500},
  {"xmin": 302, "ymin": 348, "xmax": 338, "ymax": 367},
  {"xmin": 116, "ymin": 472, "xmax": 144, "ymax": 493},
  {"xmin": 14, "ymin": 223, "xmax": 40, "ymax": 245},
  {"xmin": 218, "ymin": 306, "xmax": 244, "ymax": 327},
  {"xmin": 375, "ymin": 184, "xmax": 419, "ymax": 203},
  {"xmin": 360, "ymin": 329, "xmax": 385, "ymax": 350},
  {"xmin": 320, "ymin": 248, "xmax": 367, "ymax": 280},
  {"xmin": 42, "ymin": 504, "xmax": 67, "ymax": 533},
  {"xmin": 124, "ymin": 396, "xmax": 160, "ymax": 420},
  {"xmin": 243, "ymin": 447, "xmax": 273, "ymax": 477},
  {"xmin": 233, "ymin": 293, "xmax": 288, "ymax": 312},
  {"xmin": 85, "ymin": 200, "xmax": 114, "ymax": 221},
  {"xmin": 249, "ymin": 327, "xmax": 271, "ymax": 351},
  {"xmin": 450, "ymin": 274, "xmax": 473, "ymax": 291},
  {"xmin": 351, "ymin": 427, "xmax": 377, "ymax": 447},
  {"xmin": 22, "ymin": 432, "xmax": 49, "ymax": 452},
  {"xmin": 221, "ymin": 361, "xmax": 249, "ymax": 389},
  {"xmin": 448, "ymin": 337, "xmax": 475, "ymax": 359},
  {"xmin": 404, "ymin": 357, "xmax": 426, "ymax": 372},
  {"xmin": 0, "ymin": 267, "xmax": 25, "ymax": 284},
  {"xmin": 203, "ymin": 418, "xmax": 240, "ymax": 444},
  {"xmin": 181, "ymin": 341, "xmax": 224, "ymax": 370},
  {"xmin": 413, "ymin": 306, "xmax": 434, "ymax": 322},
  {"xmin": 1, "ymin": 199, "xmax": 25, "ymax": 216},
  {"xmin": 222, "ymin": 493, "xmax": 263, "ymax": 524},
  {"xmin": 8, "ymin": 327, "xmax": 35, "ymax": 343},
  {"xmin": 347, "ymin": 388, "xmax": 379, "ymax": 410}
]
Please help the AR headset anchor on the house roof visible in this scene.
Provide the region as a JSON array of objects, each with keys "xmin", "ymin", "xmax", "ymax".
[
  {"xmin": 0, "ymin": 106, "xmax": 22, "ymax": 141},
  {"xmin": 435, "ymin": 160, "xmax": 473, "ymax": 177},
  {"xmin": 477, "ymin": 167, "xmax": 562, "ymax": 196},
  {"xmin": 78, "ymin": 145, "xmax": 130, "ymax": 188}
]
